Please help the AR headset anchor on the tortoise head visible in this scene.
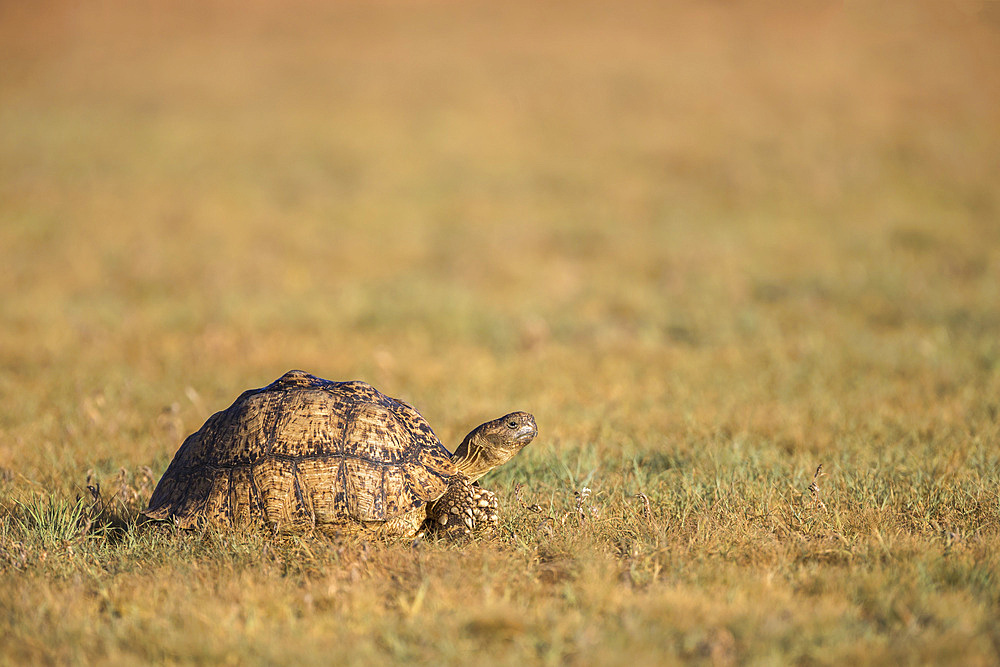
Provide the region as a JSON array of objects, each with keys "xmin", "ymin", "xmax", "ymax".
[{"xmin": 451, "ymin": 411, "xmax": 537, "ymax": 482}]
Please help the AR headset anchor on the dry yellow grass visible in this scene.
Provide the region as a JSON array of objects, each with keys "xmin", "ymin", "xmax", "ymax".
[{"xmin": 2, "ymin": 0, "xmax": 1000, "ymax": 664}]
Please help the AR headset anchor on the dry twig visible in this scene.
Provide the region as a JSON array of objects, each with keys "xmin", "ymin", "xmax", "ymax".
[
  {"xmin": 514, "ymin": 483, "xmax": 543, "ymax": 514},
  {"xmin": 634, "ymin": 492, "xmax": 651, "ymax": 519},
  {"xmin": 808, "ymin": 464, "xmax": 826, "ymax": 511}
]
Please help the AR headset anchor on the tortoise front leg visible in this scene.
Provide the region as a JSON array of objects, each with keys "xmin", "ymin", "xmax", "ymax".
[
  {"xmin": 426, "ymin": 475, "xmax": 499, "ymax": 538},
  {"xmin": 469, "ymin": 484, "xmax": 499, "ymax": 531}
]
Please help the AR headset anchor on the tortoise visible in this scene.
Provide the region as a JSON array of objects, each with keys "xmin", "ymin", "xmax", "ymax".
[{"xmin": 143, "ymin": 370, "xmax": 537, "ymax": 538}]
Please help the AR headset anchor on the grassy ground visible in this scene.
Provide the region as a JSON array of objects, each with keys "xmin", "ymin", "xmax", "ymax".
[{"xmin": 2, "ymin": 0, "xmax": 1000, "ymax": 663}]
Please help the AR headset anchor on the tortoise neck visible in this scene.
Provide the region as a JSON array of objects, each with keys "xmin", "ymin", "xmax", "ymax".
[{"xmin": 451, "ymin": 432, "xmax": 494, "ymax": 482}]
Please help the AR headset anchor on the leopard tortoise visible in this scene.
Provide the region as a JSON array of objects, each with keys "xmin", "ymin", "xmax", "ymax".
[{"xmin": 143, "ymin": 370, "xmax": 537, "ymax": 538}]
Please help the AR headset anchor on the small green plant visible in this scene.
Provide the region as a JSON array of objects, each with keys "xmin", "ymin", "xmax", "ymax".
[{"xmin": 12, "ymin": 494, "xmax": 102, "ymax": 545}]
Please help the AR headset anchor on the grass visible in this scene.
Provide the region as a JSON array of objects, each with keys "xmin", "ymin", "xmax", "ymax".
[{"xmin": 2, "ymin": 0, "xmax": 1000, "ymax": 663}]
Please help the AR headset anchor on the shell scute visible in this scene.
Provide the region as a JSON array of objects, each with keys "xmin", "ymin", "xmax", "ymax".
[
  {"xmin": 251, "ymin": 458, "xmax": 307, "ymax": 528},
  {"xmin": 341, "ymin": 403, "xmax": 414, "ymax": 465},
  {"xmin": 268, "ymin": 389, "xmax": 348, "ymax": 458}
]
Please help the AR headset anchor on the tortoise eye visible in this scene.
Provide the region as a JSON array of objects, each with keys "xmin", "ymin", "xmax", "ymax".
[{"xmin": 507, "ymin": 419, "xmax": 518, "ymax": 429}]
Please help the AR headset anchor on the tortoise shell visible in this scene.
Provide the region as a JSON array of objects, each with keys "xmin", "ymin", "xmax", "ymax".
[{"xmin": 144, "ymin": 370, "xmax": 456, "ymax": 535}]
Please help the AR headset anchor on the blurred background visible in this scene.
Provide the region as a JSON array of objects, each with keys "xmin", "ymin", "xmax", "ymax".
[{"xmin": 1, "ymin": 0, "xmax": 998, "ymax": 486}]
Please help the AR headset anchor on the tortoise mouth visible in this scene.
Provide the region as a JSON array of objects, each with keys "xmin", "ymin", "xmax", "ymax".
[{"xmin": 514, "ymin": 424, "xmax": 537, "ymax": 444}]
